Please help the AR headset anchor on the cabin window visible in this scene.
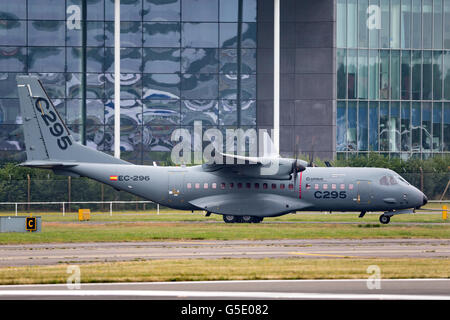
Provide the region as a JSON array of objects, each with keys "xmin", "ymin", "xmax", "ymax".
[
  {"xmin": 204, "ymin": 183, "xmax": 208, "ymax": 189},
  {"xmin": 187, "ymin": 183, "xmax": 192, "ymax": 189},
  {"xmin": 306, "ymin": 183, "xmax": 311, "ymax": 190},
  {"xmin": 246, "ymin": 182, "xmax": 251, "ymax": 189},
  {"xmin": 314, "ymin": 184, "xmax": 319, "ymax": 190},
  {"xmin": 254, "ymin": 183, "xmax": 260, "ymax": 189},
  {"xmin": 288, "ymin": 184, "xmax": 294, "ymax": 190},
  {"xmin": 340, "ymin": 184, "xmax": 345, "ymax": 190},
  {"xmin": 212, "ymin": 183, "xmax": 217, "ymax": 189},
  {"xmin": 272, "ymin": 183, "xmax": 277, "ymax": 189},
  {"xmin": 349, "ymin": 184, "xmax": 354, "ymax": 190},
  {"xmin": 221, "ymin": 183, "xmax": 226, "ymax": 189},
  {"xmin": 331, "ymin": 184, "xmax": 336, "ymax": 190},
  {"xmin": 237, "ymin": 182, "xmax": 243, "ymax": 189},
  {"xmin": 263, "ymin": 183, "xmax": 268, "ymax": 189},
  {"xmin": 195, "ymin": 183, "xmax": 200, "ymax": 189},
  {"xmin": 280, "ymin": 184, "xmax": 285, "ymax": 189},
  {"xmin": 323, "ymin": 184, "xmax": 328, "ymax": 190}
]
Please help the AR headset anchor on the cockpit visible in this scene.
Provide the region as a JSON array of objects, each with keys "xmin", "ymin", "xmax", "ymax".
[{"xmin": 379, "ymin": 174, "xmax": 410, "ymax": 186}]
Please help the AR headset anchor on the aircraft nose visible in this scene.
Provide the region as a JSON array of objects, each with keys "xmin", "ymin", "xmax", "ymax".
[{"xmin": 423, "ymin": 194, "xmax": 428, "ymax": 206}]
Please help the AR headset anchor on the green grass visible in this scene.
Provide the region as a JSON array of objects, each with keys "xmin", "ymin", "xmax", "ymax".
[
  {"xmin": 0, "ymin": 218, "xmax": 448, "ymax": 244},
  {"xmin": 0, "ymin": 258, "xmax": 448, "ymax": 285}
]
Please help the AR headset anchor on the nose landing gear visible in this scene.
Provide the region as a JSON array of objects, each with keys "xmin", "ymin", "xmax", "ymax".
[{"xmin": 379, "ymin": 214, "xmax": 390, "ymax": 224}]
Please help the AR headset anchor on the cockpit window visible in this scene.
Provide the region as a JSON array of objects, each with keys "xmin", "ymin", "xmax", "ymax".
[
  {"xmin": 389, "ymin": 176, "xmax": 398, "ymax": 185},
  {"xmin": 379, "ymin": 175, "xmax": 398, "ymax": 186}
]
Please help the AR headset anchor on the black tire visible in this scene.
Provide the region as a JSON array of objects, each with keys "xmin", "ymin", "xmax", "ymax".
[
  {"xmin": 223, "ymin": 215, "xmax": 239, "ymax": 223},
  {"xmin": 252, "ymin": 216, "xmax": 263, "ymax": 223},
  {"xmin": 379, "ymin": 215, "xmax": 390, "ymax": 224},
  {"xmin": 242, "ymin": 215, "xmax": 253, "ymax": 223}
]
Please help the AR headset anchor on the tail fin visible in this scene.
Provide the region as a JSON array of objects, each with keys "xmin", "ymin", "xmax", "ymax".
[{"xmin": 17, "ymin": 75, "xmax": 128, "ymax": 167}]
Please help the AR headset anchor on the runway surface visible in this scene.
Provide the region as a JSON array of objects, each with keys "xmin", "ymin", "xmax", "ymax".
[
  {"xmin": 0, "ymin": 279, "xmax": 449, "ymax": 300},
  {"xmin": 0, "ymin": 239, "xmax": 449, "ymax": 267}
]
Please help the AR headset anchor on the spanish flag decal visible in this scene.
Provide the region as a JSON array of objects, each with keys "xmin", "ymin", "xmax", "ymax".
[{"xmin": 109, "ymin": 175, "xmax": 118, "ymax": 181}]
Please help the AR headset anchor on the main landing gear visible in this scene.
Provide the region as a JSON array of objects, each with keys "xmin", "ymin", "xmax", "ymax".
[{"xmin": 223, "ymin": 215, "xmax": 263, "ymax": 224}]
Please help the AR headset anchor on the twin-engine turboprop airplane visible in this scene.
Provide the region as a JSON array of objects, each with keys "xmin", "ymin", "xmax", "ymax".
[{"xmin": 16, "ymin": 76, "xmax": 428, "ymax": 224}]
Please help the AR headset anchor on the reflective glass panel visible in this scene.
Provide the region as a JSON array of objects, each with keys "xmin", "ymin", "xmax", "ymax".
[
  {"xmin": 412, "ymin": 50, "xmax": 422, "ymax": 100},
  {"xmin": 0, "ymin": 47, "xmax": 26, "ymax": 72},
  {"xmin": 337, "ymin": 0, "xmax": 346, "ymax": 47},
  {"xmin": 368, "ymin": 49, "xmax": 378, "ymax": 99},
  {"xmin": 337, "ymin": 49, "xmax": 347, "ymax": 99},
  {"xmin": 0, "ymin": 20, "xmax": 26, "ymax": 46},
  {"xmin": 390, "ymin": 102, "xmax": 400, "ymax": 151},
  {"xmin": 412, "ymin": 0, "xmax": 422, "ymax": 49},
  {"xmin": 144, "ymin": 0, "xmax": 181, "ymax": 21},
  {"xmin": 390, "ymin": 0, "xmax": 400, "ymax": 48},
  {"xmin": 182, "ymin": 48, "xmax": 218, "ymax": 73},
  {"xmin": 143, "ymin": 22, "xmax": 181, "ymax": 47},
  {"xmin": 433, "ymin": 103, "xmax": 442, "ymax": 151},
  {"xmin": 433, "ymin": 51, "xmax": 443, "ymax": 100},
  {"xmin": 220, "ymin": 0, "xmax": 257, "ymax": 22},
  {"xmin": 391, "ymin": 50, "xmax": 400, "ymax": 100},
  {"xmin": 412, "ymin": 102, "xmax": 421, "ymax": 152},
  {"xmin": 182, "ymin": 74, "xmax": 218, "ymax": 100},
  {"xmin": 347, "ymin": 49, "xmax": 357, "ymax": 99},
  {"xmin": 358, "ymin": 49, "xmax": 368, "ymax": 99},
  {"xmin": 401, "ymin": 50, "xmax": 411, "ymax": 99},
  {"xmin": 379, "ymin": 50, "xmax": 390, "ymax": 99},
  {"xmin": 444, "ymin": 103, "xmax": 450, "ymax": 151},
  {"xmin": 401, "ymin": 0, "xmax": 411, "ymax": 48},
  {"xmin": 28, "ymin": 47, "xmax": 65, "ymax": 72},
  {"xmin": 337, "ymin": 101, "xmax": 347, "ymax": 151},
  {"xmin": 369, "ymin": 101, "xmax": 379, "ymax": 151},
  {"xmin": 401, "ymin": 102, "xmax": 411, "ymax": 152},
  {"xmin": 434, "ymin": 0, "xmax": 443, "ymax": 49},
  {"xmin": 347, "ymin": 0, "xmax": 357, "ymax": 48},
  {"xmin": 422, "ymin": 51, "xmax": 432, "ymax": 100},
  {"xmin": 182, "ymin": 0, "xmax": 218, "ymax": 22},
  {"xmin": 0, "ymin": 0, "xmax": 26, "ymax": 19},
  {"xmin": 423, "ymin": 0, "xmax": 432, "ymax": 49},
  {"xmin": 379, "ymin": 102, "xmax": 389, "ymax": 151},
  {"xmin": 28, "ymin": 0, "xmax": 65, "ymax": 20},
  {"xmin": 144, "ymin": 48, "xmax": 181, "ymax": 73},
  {"xmin": 182, "ymin": 23, "xmax": 218, "ymax": 48},
  {"xmin": 422, "ymin": 102, "xmax": 432, "ymax": 151},
  {"xmin": 143, "ymin": 73, "xmax": 181, "ymax": 100},
  {"xmin": 347, "ymin": 101, "xmax": 357, "ymax": 151},
  {"xmin": 358, "ymin": 101, "xmax": 368, "ymax": 151}
]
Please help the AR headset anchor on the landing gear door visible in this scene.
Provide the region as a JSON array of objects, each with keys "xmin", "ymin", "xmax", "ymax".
[
  {"xmin": 168, "ymin": 171, "xmax": 185, "ymax": 203},
  {"xmin": 357, "ymin": 180, "xmax": 372, "ymax": 204}
]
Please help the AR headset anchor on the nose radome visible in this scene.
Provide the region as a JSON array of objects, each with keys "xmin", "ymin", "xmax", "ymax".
[{"xmin": 423, "ymin": 194, "xmax": 428, "ymax": 206}]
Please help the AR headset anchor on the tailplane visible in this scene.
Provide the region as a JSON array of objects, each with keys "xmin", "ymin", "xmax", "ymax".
[{"xmin": 17, "ymin": 75, "xmax": 128, "ymax": 167}]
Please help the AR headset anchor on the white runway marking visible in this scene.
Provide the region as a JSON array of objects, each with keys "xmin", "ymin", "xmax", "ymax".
[{"xmin": 0, "ymin": 290, "xmax": 448, "ymax": 300}]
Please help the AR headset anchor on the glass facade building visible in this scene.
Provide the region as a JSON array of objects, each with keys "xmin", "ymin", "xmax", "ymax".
[
  {"xmin": 0, "ymin": 0, "xmax": 257, "ymax": 163},
  {"xmin": 337, "ymin": 0, "xmax": 450, "ymax": 159},
  {"xmin": 1, "ymin": 0, "xmax": 448, "ymax": 163}
]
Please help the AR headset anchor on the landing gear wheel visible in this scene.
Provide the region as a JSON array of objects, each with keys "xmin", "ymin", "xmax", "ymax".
[
  {"xmin": 379, "ymin": 214, "xmax": 390, "ymax": 224},
  {"xmin": 223, "ymin": 215, "xmax": 239, "ymax": 223},
  {"xmin": 242, "ymin": 215, "xmax": 254, "ymax": 223}
]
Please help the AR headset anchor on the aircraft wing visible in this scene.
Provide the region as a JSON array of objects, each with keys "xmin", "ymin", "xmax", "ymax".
[
  {"xmin": 202, "ymin": 153, "xmax": 308, "ymax": 180},
  {"xmin": 189, "ymin": 193, "xmax": 312, "ymax": 217}
]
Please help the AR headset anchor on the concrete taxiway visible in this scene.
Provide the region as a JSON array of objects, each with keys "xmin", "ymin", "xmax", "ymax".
[
  {"xmin": 0, "ymin": 239, "xmax": 449, "ymax": 267},
  {"xmin": 0, "ymin": 279, "xmax": 449, "ymax": 300}
]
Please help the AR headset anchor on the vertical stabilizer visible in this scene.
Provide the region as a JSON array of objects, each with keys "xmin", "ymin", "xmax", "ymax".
[{"xmin": 17, "ymin": 75, "xmax": 128, "ymax": 165}]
